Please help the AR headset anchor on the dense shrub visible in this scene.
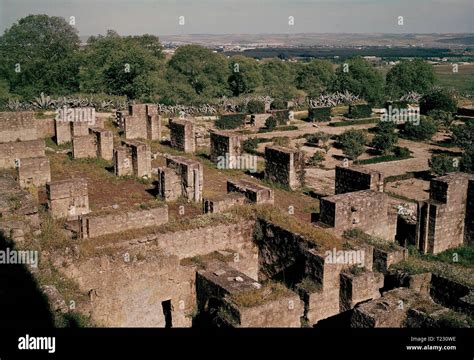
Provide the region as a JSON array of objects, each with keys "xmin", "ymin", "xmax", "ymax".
[
  {"xmin": 270, "ymin": 99, "xmax": 286, "ymax": 110},
  {"xmin": 215, "ymin": 113, "xmax": 246, "ymax": 129},
  {"xmin": 384, "ymin": 100, "xmax": 408, "ymax": 110},
  {"xmin": 308, "ymin": 106, "xmax": 331, "ymax": 122},
  {"xmin": 243, "ymin": 138, "xmax": 260, "ymax": 154},
  {"xmin": 246, "ymin": 100, "xmax": 266, "ymax": 114},
  {"xmin": 419, "ymin": 89, "xmax": 457, "ymax": 115},
  {"xmin": 265, "ymin": 116, "xmax": 277, "ymax": 130},
  {"xmin": 347, "ymin": 104, "xmax": 372, "ymax": 119},
  {"xmin": 338, "ymin": 129, "xmax": 367, "ymax": 160},
  {"xmin": 402, "ymin": 117, "xmax": 438, "ymax": 140},
  {"xmin": 273, "ymin": 110, "xmax": 290, "ymax": 125},
  {"xmin": 429, "ymin": 154, "xmax": 458, "ymax": 176}
]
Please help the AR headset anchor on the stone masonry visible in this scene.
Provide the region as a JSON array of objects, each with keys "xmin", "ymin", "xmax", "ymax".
[
  {"xmin": 114, "ymin": 140, "xmax": 152, "ymax": 178},
  {"xmin": 316, "ymin": 190, "xmax": 397, "ymax": 241},
  {"xmin": 89, "ymin": 128, "xmax": 114, "ymax": 161},
  {"xmin": 416, "ymin": 172, "xmax": 474, "ymax": 254},
  {"xmin": 79, "ymin": 205, "xmax": 169, "ymax": 238},
  {"xmin": 46, "ymin": 178, "xmax": 90, "ymax": 219},
  {"xmin": 209, "ymin": 130, "xmax": 245, "ymax": 163},
  {"xmin": 169, "ymin": 118, "xmax": 195, "ymax": 153},
  {"xmin": 72, "ymin": 135, "xmax": 97, "ymax": 159},
  {"xmin": 227, "ymin": 179, "xmax": 274, "ymax": 204},
  {"xmin": 17, "ymin": 156, "xmax": 51, "ymax": 188},
  {"xmin": 156, "ymin": 156, "xmax": 203, "ymax": 202},
  {"xmin": 124, "ymin": 103, "xmax": 161, "ymax": 140},
  {"xmin": 335, "ymin": 166, "xmax": 384, "ymax": 194},
  {"xmin": 0, "ymin": 112, "xmax": 37, "ymax": 142},
  {"xmin": 264, "ymin": 146, "xmax": 302, "ymax": 190},
  {"xmin": 0, "ymin": 139, "xmax": 45, "ymax": 169}
]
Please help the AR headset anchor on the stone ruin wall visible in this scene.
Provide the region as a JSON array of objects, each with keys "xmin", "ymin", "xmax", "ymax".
[
  {"xmin": 0, "ymin": 139, "xmax": 45, "ymax": 169},
  {"xmin": 264, "ymin": 146, "xmax": 299, "ymax": 190},
  {"xmin": 169, "ymin": 119, "xmax": 195, "ymax": 153},
  {"xmin": 17, "ymin": 156, "xmax": 51, "ymax": 188},
  {"xmin": 0, "ymin": 111, "xmax": 37, "ymax": 142},
  {"xmin": 335, "ymin": 166, "xmax": 384, "ymax": 195},
  {"xmin": 79, "ymin": 205, "xmax": 169, "ymax": 239},
  {"xmin": 46, "ymin": 178, "xmax": 90, "ymax": 219}
]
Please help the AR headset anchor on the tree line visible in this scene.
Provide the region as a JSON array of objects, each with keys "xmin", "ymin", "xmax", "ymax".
[{"xmin": 1, "ymin": 15, "xmax": 439, "ymax": 106}]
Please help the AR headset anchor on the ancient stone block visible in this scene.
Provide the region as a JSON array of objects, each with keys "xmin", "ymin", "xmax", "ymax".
[
  {"xmin": 114, "ymin": 140, "xmax": 151, "ymax": 178},
  {"xmin": 124, "ymin": 104, "xmax": 161, "ymax": 140},
  {"xmin": 203, "ymin": 193, "xmax": 247, "ymax": 214},
  {"xmin": 169, "ymin": 119, "xmax": 195, "ymax": 153},
  {"xmin": 339, "ymin": 270, "xmax": 384, "ymax": 312},
  {"xmin": 209, "ymin": 130, "xmax": 244, "ymax": 163},
  {"xmin": 227, "ymin": 179, "xmax": 274, "ymax": 204},
  {"xmin": 0, "ymin": 112, "xmax": 37, "ymax": 142},
  {"xmin": 89, "ymin": 128, "xmax": 114, "ymax": 161},
  {"xmin": 351, "ymin": 288, "xmax": 437, "ymax": 328},
  {"xmin": 264, "ymin": 146, "xmax": 302, "ymax": 190},
  {"xmin": 79, "ymin": 205, "xmax": 169, "ymax": 238},
  {"xmin": 373, "ymin": 247, "xmax": 408, "ymax": 273},
  {"xmin": 156, "ymin": 156, "xmax": 203, "ymax": 202},
  {"xmin": 54, "ymin": 119, "xmax": 72, "ymax": 145},
  {"xmin": 72, "ymin": 135, "xmax": 97, "ymax": 159},
  {"xmin": 71, "ymin": 121, "xmax": 89, "ymax": 137},
  {"xmin": 416, "ymin": 172, "xmax": 474, "ymax": 254},
  {"xmin": 124, "ymin": 115, "xmax": 147, "ymax": 140},
  {"xmin": 46, "ymin": 178, "xmax": 90, "ymax": 219},
  {"xmin": 0, "ymin": 139, "xmax": 45, "ymax": 169},
  {"xmin": 17, "ymin": 156, "xmax": 51, "ymax": 188},
  {"xmin": 317, "ymin": 190, "xmax": 397, "ymax": 241},
  {"xmin": 335, "ymin": 166, "xmax": 384, "ymax": 194}
]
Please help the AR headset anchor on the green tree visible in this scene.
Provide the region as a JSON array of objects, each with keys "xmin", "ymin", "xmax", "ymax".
[
  {"xmin": 419, "ymin": 88, "xmax": 457, "ymax": 115},
  {"xmin": 339, "ymin": 129, "xmax": 367, "ymax": 161},
  {"xmin": 168, "ymin": 45, "xmax": 230, "ymax": 101},
  {"xmin": 228, "ymin": 55, "xmax": 262, "ymax": 96},
  {"xmin": 331, "ymin": 57, "xmax": 384, "ymax": 105},
  {"xmin": 0, "ymin": 14, "xmax": 81, "ymax": 98},
  {"xmin": 265, "ymin": 116, "xmax": 277, "ymax": 130},
  {"xmin": 429, "ymin": 154, "xmax": 458, "ymax": 176},
  {"xmin": 79, "ymin": 31, "xmax": 164, "ymax": 100},
  {"xmin": 386, "ymin": 59, "xmax": 436, "ymax": 98},
  {"xmin": 261, "ymin": 59, "xmax": 300, "ymax": 99},
  {"xmin": 428, "ymin": 109, "xmax": 454, "ymax": 128},
  {"xmin": 371, "ymin": 122, "xmax": 398, "ymax": 155},
  {"xmin": 402, "ymin": 117, "xmax": 438, "ymax": 140},
  {"xmin": 296, "ymin": 60, "xmax": 334, "ymax": 97}
]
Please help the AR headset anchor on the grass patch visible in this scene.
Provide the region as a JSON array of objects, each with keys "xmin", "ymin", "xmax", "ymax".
[
  {"xmin": 180, "ymin": 250, "xmax": 235, "ymax": 269},
  {"xmin": 297, "ymin": 277, "xmax": 322, "ymax": 293},
  {"xmin": 329, "ymin": 118, "xmax": 379, "ymax": 127},
  {"xmin": 343, "ymin": 228, "xmax": 401, "ymax": 252},
  {"xmin": 229, "ymin": 282, "xmax": 293, "ymax": 308}
]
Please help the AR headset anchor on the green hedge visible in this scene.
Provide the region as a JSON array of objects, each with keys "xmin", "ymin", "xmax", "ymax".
[
  {"xmin": 273, "ymin": 110, "xmax": 290, "ymax": 125},
  {"xmin": 348, "ymin": 104, "xmax": 372, "ymax": 119},
  {"xmin": 215, "ymin": 113, "xmax": 246, "ymax": 129},
  {"xmin": 246, "ymin": 100, "xmax": 266, "ymax": 114},
  {"xmin": 308, "ymin": 107, "xmax": 331, "ymax": 122},
  {"xmin": 384, "ymin": 101, "xmax": 409, "ymax": 110},
  {"xmin": 329, "ymin": 118, "xmax": 379, "ymax": 127}
]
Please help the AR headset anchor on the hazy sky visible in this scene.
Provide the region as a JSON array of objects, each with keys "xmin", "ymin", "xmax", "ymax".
[{"xmin": 1, "ymin": 0, "xmax": 473, "ymax": 36}]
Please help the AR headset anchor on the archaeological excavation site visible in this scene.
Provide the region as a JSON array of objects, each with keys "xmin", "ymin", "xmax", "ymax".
[{"xmin": 0, "ymin": 102, "xmax": 472, "ymax": 330}]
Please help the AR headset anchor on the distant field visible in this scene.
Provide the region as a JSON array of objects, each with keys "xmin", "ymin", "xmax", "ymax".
[{"xmin": 434, "ymin": 63, "xmax": 474, "ymax": 94}]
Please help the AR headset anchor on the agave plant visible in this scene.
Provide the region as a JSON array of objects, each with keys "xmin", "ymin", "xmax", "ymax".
[
  {"xmin": 31, "ymin": 92, "xmax": 54, "ymax": 110},
  {"xmin": 6, "ymin": 99, "xmax": 24, "ymax": 111}
]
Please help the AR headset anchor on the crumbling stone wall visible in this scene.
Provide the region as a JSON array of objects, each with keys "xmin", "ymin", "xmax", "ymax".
[
  {"xmin": 264, "ymin": 146, "xmax": 301, "ymax": 190},
  {"xmin": 71, "ymin": 121, "xmax": 89, "ymax": 137},
  {"xmin": 124, "ymin": 103, "xmax": 161, "ymax": 140},
  {"xmin": 203, "ymin": 193, "xmax": 246, "ymax": 214},
  {"xmin": 114, "ymin": 140, "xmax": 151, "ymax": 178},
  {"xmin": 339, "ymin": 270, "xmax": 383, "ymax": 312},
  {"xmin": 317, "ymin": 190, "xmax": 397, "ymax": 241},
  {"xmin": 79, "ymin": 205, "xmax": 169, "ymax": 238},
  {"xmin": 17, "ymin": 156, "xmax": 51, "ymax": 188},
  {"xmin": 170, "ymin": 119, "xmax": 195, "ymax": 153},
  {"xmin": 46, "ymin": 178, "xmax": 90, "ymax": 219},
  {"xmin": 72, "ymin": 135, "xmax": 97, "ymax": 159},
  {"xmin": 416, "ymin": 172, "xmax": 474, "ymax": 254},
  {"xmin": 156, "ymin": 156, "xmax": 203, "ymax": 202},
  {"xmin": 0, "ymin": 112, "xmax": 37, "ymax": 142},
  {"xmin": 227, "ymin": 179, "xmax": 274, "ymax": 204},
  {"xmin": 335, "ymin": 166, "xmax": 384, "ymax": 194},
  {"xmin": 54, "ymin": 119, "xmax": 72, "ymax": 145},
  {"xmin": 0, "ymin": 139, "xmax": 45, "ymax": 169},
  {"xmin": 209, "ymin": 130, "xmax": 244, "ymax": 163},
  {"xmin": 36, "ymin": 118, "xmax": 55, "ymax": 139},
  {"xmin": 89, "ymin": 128, "xmax": 114, "ymax": 161}
]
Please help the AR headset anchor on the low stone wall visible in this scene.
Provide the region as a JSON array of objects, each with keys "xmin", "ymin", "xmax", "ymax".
[
  {"xmin": 17, "ymin": 156, "xmax": 51, "ymax": 188},
  {"xmin": 227, "ymin": 179, "xmax": 274, "ymax": 204},
  {"xmin": 47, "ymin": 178, "xmax": 90, "ymax": 219},
  {"xmin": 72, "ymin": 135, "xmax": 97, "ymax": 159},
  {"xmin": 79, "ymin": 205, "xmax": 169, "ymax": 238},
  {"xmin": 0, "ymin": 139, "xmax": 45, "ymax": 169},
  {"xmin": 36, "ymin": 118, "xmax": 55, "ymax": 138},
  {"xmin": 169, "ymin": 119, "xmax": 195, "ymax": 153},
  {"xmin": 264, "ymin": 146, "xmax": 300, "ymax": 190},
  {"xmin": 335, "ymin": 166, "xmax": 384, "ymax": 194},
  {"xmin": 0, "ymin": 111, "xmax": 37, "ymax": 142}
]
